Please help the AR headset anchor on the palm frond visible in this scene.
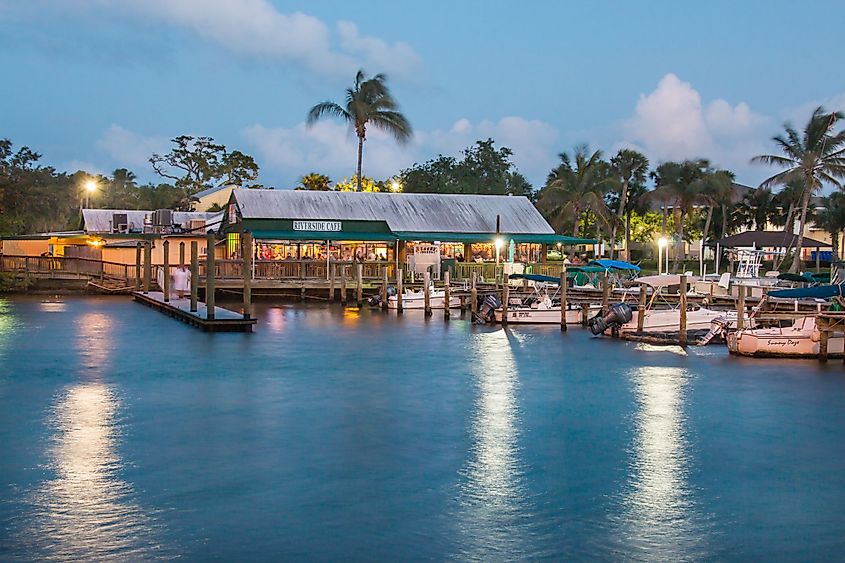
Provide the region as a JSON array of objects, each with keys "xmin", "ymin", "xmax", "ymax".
[{"xmin": 307, "ymin": 101, "xmax": 350, "ymax": 125}]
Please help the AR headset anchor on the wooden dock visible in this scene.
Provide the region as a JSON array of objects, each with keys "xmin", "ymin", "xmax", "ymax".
[{"xmin": 133, "ymin": 291, "xmax": 256, "ymax": 332}]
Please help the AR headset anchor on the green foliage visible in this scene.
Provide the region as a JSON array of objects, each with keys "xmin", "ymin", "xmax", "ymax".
[
  {"xmin": 400, "ymin": 139, "xmax": 534, "ymax": 198},
  {"xmin": 149, "ymin": 135, "xmax": 260, "ymax": 195},
  {"xmin": 296, "ymin": 173, "xmax": 332, "ymax": 191},
  {"xmin": 308, "ymin": 69, "xmax": 412, "ymax": 191},
  {"xmin": 0, "ymin": 271, "xmax": 32, "ymax": 292}
]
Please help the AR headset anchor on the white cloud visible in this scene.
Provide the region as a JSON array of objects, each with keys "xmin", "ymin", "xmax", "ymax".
[
  {"xmin": 97, "ymin": 124, "xmax": 168, "ymax": 168},
  {"xmin": 618, "ymin": 73, "xmax": 772, "ymax": 182},
  {"xmin": 92, "ymin": 0, "xmax": 420, "ymax": 79},
  {"xmin": 63, "ymin": 159, "xmax": 104, "ymax": 176},
  {"xmin": 242, "ymin": 116, "xmax": 559, "ymax": 188}
]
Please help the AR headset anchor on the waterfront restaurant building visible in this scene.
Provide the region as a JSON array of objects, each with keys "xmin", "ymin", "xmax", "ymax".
[{"xmin": 221, "ymin": 188, "xmax": 589, "ymax": 272}]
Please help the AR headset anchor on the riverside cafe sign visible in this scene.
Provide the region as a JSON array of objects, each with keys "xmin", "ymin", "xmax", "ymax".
[{"xmin": 293, "ymin": 220, "xmax": 341, "ymax": 232}]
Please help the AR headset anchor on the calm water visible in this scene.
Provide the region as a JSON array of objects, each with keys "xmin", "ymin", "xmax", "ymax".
[{"xmin": 1, "ymin": 296, "xmax": 844, "ymax": 561}]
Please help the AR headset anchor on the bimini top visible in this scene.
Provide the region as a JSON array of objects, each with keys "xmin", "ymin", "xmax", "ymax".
[
  {"xmin": 768, "ymin": 284, "xmax": 845, "ymax": 300},
  {"xmin": 508, "ymin": 273, "xmax": 561, "ymax": 283},
  {"xmin": 228, "ymin": 189, "xmax": 553, "ymax": 234},
  {"xmin": 589, "ymin": 259, "xmax": 641, "ymax": 272}
]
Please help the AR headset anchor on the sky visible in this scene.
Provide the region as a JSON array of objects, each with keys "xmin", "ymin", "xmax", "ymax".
[{"xmin": 1, "ymin": 0, "xmax": 844, "ymax": 190}]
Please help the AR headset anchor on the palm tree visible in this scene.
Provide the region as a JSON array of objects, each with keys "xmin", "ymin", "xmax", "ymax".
[
  {"xmin": 307, "ymin": 70, "xmax": 412, "ymax": 191},
  {"xmin": 814, "ymin": 193, "xmax": 845, "ymax": 262},
  {"xmin": 735, "ymin": 186, "xmax": 777, "ymax": 231},
  {"xmin": 752, "ymin": 106, "xmax": 845, "ymax": 272},
  {"xmin": 651, "ymin": 160, "xmax": 709, "ymax": 271},
  {"xmin": 297, "ymin": 172, "xmax": 332, "ymax": 191},
  {"xmin": 608, "ymin": 149, "xmax": 649, "ymax": 260},
  {"xmin": 537, "ymin": 145, "xmax": 612, "ymax": 238}
]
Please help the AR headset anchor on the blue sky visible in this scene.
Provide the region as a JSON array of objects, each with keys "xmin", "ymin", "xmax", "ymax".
[{"xmin": 1, "ymin": 0, "xmax": 843, "ymax": 189}]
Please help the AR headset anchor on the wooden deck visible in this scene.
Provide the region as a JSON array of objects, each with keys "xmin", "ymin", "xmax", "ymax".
[{"xmin": 133, "ymin": 291, "xmax": 256, "ymax": 332}]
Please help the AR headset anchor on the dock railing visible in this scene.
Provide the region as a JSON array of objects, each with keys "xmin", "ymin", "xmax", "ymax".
[{"xmin": 0, "ymin": 254, "xmax": 137, "ymax": 283}]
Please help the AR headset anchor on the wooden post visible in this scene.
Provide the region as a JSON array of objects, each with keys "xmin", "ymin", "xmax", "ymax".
[
  {"xmin": 581, "ymin": 303, "xmax": 590, "ymax": 326},
  {"xmin": 560, "ymin": 269, "xmax": 567, "ymax": 332},
  {"xmin": 396, "ymin": 267, "xmax": 404, "ymax": 313},
  {"xmin": 340, "ymin": 266, "xmax": 348, "ymax": 305},
  {"xmin": 242, "ymin": 232, "xmax": 252, "ymax": 320},
  {"xmin": 356, "ymin": 263, "xmax": 363, "ymax": 307},
  {"xmin": 737, "ymin": 287, "xmax": 745, "ymax": 330},
  {"xmin": 502, "ymin": 274, "xmax": 510, "ymax": 325},
  {"xmin": 381, "ymin": 266, "xmax": 389, "ymax": 310},
  {"xmin": 637, "ymin": 283, "xmax": 647, "ymax": 333},
  {"xmin": 143, "ymin": 240, "xmax": 152, "ymax": 294},
  {"xmin": 819, "ymin": 318, "xmax": 829, "ymax": 363},
  {"xmin": 190, "ymin": 241, "xmax": 198, "ymax": 313},
  {"xmin": 328, "ymin": 263, "xmax": 335, "ymax": 302},
  {"xmin": 206, "ymin": 233, "xmax": 215, "ymax": 320},
  {"xmin": 470, "ymin": 272, "xmax": 478, "ymax": 315},
  {"xmin": 679, "ymin": 274, "xmax": 688, "ymax": 346},
  {"xmin": 134, "ymin": 242, "xmax": 142, "ymax": 291},
  {"xmin": 423, "ymin": 270, "xmax": 432, "ymax": 316},
  {"xmin": 444, "ymin": 270, "xmax": 451, "ymax": 320},
  {"xmin": 179, "ymin": 241, "xmax": 185, "ymax": 268},
  {"xmin": 163, "ymin": 240, "xmax": 170, "ymax": 302},
  {"xmin": 601, "ymin": 272, "xmax": 609, "ymax": 313}
]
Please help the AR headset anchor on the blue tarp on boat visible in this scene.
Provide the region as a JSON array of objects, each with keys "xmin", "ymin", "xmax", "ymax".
[
  {"xmin": 588, "ymin": 259, "xmax": 641, "ymax": 272},
  {"xmin": 768, "ymin": 284, "xmax": 845, "ymax": 299},
  {"xmin": 508, "ymin": 273, "xmax": 561, "ymax": 283}
]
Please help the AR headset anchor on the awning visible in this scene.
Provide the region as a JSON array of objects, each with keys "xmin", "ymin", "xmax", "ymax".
[
  {"xmin": 509, "ymin": 234, "xmax": 597, "ymax": 245},
  {"xmin": 249, "ymin": 230, "xmax": 397, "ymax": 241},
  {"xmin": 393, "ymin": 232, "xmax": 597, "ymax": 245}
]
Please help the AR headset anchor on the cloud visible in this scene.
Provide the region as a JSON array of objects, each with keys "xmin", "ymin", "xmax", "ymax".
[
  {"xmin": 89, "ymin": 0, "xmax": 420, "ymax": 79},
  {"xmin": 62, "ymin": 159, "xmax": 104, "ymax": 176},
  {"xmin": 97, "ymin": 125, "xmax": 168, "ymax": 168},
  {"xmin": 618, "ymin": 73, "xmax": 772, "ymax": 181},
  {"xmin": 242, "ymin": 116, "xmax": 560, "ymax": 188}
]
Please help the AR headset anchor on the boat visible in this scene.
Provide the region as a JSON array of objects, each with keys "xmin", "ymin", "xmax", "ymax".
[
  {"xmin": 621, "ymin": 274, "xmax": 752, "ymax": 333},
  {"xmin": 386, "ymin": 286, "xmax": 462, "ymax": 309},
  {"xmin": 493, "ymin": 273, "xmax": 601, "ymax": 324},
  {"xmin": 727, "ymin": 316, "xmax": 844, "ymax": 358}
]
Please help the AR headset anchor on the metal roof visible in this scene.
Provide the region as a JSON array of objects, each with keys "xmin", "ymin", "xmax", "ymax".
[
  {"xmin": 714, "ymin": 230, "xmax": 831, "ymax": 248},
  {"xmin": 192, "ymin": 184, "xmax": 234, "ymax": 200},
  {"xmin": 82, "ymin": 209, "xmax": 221, "ymax": 233},
  {"xmin": 231, "ymin": 189, "xmax": 554, "ymax": 234}
]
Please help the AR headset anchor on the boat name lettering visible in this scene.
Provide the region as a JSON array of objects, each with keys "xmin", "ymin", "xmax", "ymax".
[
  {"xmin": 293, "ymin": 221, "xmax": 341, "ymax": 232},
  {"xmin": 766, "ymin": 339, "xmax": 800, "ymax": 347}
]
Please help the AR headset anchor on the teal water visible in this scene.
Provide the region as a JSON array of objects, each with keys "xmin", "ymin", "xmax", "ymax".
[{"xmin": 1, "ymin": 296, "xmax": 844, "ymax": 561}]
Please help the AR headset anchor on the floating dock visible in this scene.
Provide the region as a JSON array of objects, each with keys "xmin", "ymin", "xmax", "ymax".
[{"xmin": 133, "ymin": 291, "xmax": 256, "ymax": 332}]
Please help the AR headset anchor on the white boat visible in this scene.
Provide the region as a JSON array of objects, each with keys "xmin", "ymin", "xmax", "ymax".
[
  {"xmin": 387, "ymin": 287, "xmax": 461, "ymax": 309},
  {"xmin": 494, "ymin": 303, "xmax": 601, "ymax": 324},
  {"xmin": 727, "ymin": 316, "xmax": 844, "ymax": 358}
]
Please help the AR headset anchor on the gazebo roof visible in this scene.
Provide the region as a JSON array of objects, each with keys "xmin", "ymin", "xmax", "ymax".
[{"xmin": 713, "ymin": 230, "xmax": 831, "ymax": 248}]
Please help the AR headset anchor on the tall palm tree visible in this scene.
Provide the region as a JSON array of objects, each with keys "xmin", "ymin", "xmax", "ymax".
[
  {"xmin": 814, "ymin": 192, "xmax": 845, "ymax": 262},
  {"xmin": 307, "ymin": 70, "xmax": 412, "ymax": 191},
  {"xmin": 537, "ymin": 145, "xmax": 612, "ymax": 238},
  {"xmin": 651, "ymin": 160, "xmax": 709, "ymax": 271},
  {"xmin": 752, "ymin": 106, "xmax": 845, "ymax": 272},
  {"xmin": 608, "ymin": 149, "xmax": 649, "ymax": 260},
  {"xmin": 735, "ymin": 186, "xmax": 777, "ymax": 231}
]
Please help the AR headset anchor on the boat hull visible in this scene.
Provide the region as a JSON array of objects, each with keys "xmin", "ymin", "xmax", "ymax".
[
  {"xmin": 621, "ymin": 308, "xmax": 745, "ymax": 333},
  {"xmin": 727, "ymin": 319, "xmax": 844, "ymax": 358},
  {"xmin": 493, "ymin": 306, "xmax": 601, "ymax": 324},
  {"xmin": 387, "ymin": 293, "xmax": 462, "ymax": 309}
]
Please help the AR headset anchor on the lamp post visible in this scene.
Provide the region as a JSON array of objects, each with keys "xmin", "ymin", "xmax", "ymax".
[
  {"xmin": 494, "ymin": 236, "xmax": 504, "ymax": 264},
  {"xmin": 84, "ymin": 180, "xmax": 97, "ymax": 209},
  {"xmin": 658, "ymin": 237, "xmax": 668, "ymax": 275}
]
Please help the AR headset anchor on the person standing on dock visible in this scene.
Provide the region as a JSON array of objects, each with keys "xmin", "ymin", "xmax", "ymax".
[{"xmin": 172, "ymin": 265, "xmax": 190, "ymax": 299}]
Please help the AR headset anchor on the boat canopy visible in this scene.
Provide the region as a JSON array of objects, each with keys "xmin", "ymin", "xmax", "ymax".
[
  {"xmin": 768, "ymin": 284, "xmax": 845, "ymax": 299},
  {"xmin": 588, "ymin": 259, "xmax": 641, "ymax": 272},
  {"xmin": 508, "ymin": 273, "xmax": 560, "ymax": 283}
]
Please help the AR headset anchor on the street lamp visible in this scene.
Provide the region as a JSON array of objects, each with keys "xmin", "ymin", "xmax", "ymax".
[
  {"xmin": 658, "ymin": 236, "xmax": 668, "ymax": 275},
  {"xmin": 494, "ymin": 236, "xmax": 505, "ymax": 264},
  {"xmin": 84, "ymin": 180, "xmax": 97, "ymax": 209}
]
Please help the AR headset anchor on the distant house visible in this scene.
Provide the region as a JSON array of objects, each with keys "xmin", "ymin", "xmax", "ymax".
[{"xmin": 191, "ymin": 185, "xmax": 237, "ymax": 212}]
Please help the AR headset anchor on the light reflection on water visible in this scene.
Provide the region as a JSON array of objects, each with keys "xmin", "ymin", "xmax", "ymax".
[
  {"xmin": 457, "ymin": 328, "xmax": 530, "ymax": 560},
  {"xmin": 17, "ymin": 308, "xmax": 163, "ymax": 560},
  {"xmin": 617, "ymin": 366, "xmax": 706, "ymax": 560}
]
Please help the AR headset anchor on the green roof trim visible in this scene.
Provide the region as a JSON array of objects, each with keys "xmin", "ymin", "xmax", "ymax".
[
  {"xmin": 509, "ymin": 234, "xmax": 597, "ymax": 245},
  {"xmin": 250, "ymin": 230, "xmax": 397, "ymax": 241},
  {"xmin": 394, "ymin": 232, "xmax": 500, "ymax": 243}
]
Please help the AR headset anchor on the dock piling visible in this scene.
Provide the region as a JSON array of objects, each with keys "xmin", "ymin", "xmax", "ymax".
[
  {"xmin": 356, "ymin": 263, "xmax": 363, "ymax": 308},
  {"xmin": 470, "ymin": 273, "xmax": 478, "ymax": 315},
  {"xmin": 143, "ymin": 240, "xmax": 152, "ymax": 294},
  {"xmin": 819, "ymin": 318, "xmax": 830, "ymax": 362},
  {"xmin": 328, "ymin": 263, "xmax": 335, "ymax": 302},
  {"xmin": 737, "ymin": 287, "xmax": 746, "ymax": 330},
  {"xmin": 601, "ymin": 272, "xmax": 609, "ymax": 314},
  {"xmin": 581, "ymin": 303, "xmax": 590, "ymax": 326},
  {"xmin": 444, "ymin": 270, "xmax": 451, "ymax": 320},
  {"xmin": 396, "ymin": 268, "xmax": 404, "ymax": 313},
  {"xmin": 381, "ymin": 267, "xmax": 389, "ymax": 310},
  {"xmin": 560, "ymin": 270, "xmax": 567, "ymax": 331},
  {"xmin": 134, "ymin": 242, "xmax": 142, "ymax": 292},
  {"xmin": 163, "ymin": 240, "xmax": 170, "ymax": 302},
  {"xmin": 340, "ymin": 266, "xmax": 347, "ymax": 305},
  {"xmin": 190, "ymin": 241, "xmax": 198, "ymax": 313},
  {"xmin": 679, "ymin": 274, "xmax": 687, "ymax": 346},
  {"xmin": 423, "ymin": 271, "xmax": 432, "ymax": 317},
  {"xmin": 242, "ymin": 232, "xmax": 252, "ymax": 320},
  {"xmin": 502, "ymin": 274, "xmax": 510, "ymax": 325},
  {"xmin": 637, "ymin": 283, "xmax": 646, "ymax": 332},
  {"xmin": 206, "ymin": 233, "xmax": 215, "ymax": 320}
]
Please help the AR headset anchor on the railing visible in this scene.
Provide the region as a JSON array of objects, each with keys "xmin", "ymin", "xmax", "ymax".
[{"xmin": 0, "ymin": 254, "xmax": 137, "ymax": 282}]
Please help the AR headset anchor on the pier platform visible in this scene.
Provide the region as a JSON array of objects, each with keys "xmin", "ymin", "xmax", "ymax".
[{"xmin": 133, "ymin": 291, "xmax": 256, "ymax": 332}]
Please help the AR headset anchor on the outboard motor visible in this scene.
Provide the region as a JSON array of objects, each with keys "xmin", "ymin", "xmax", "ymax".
[
  {"xmin": 588, "ymin": 303, "xmax": 633, "ymax": 335},
  {"xmin": 473, "ymin": 294, "xmax": 501, "ymax": 324}
]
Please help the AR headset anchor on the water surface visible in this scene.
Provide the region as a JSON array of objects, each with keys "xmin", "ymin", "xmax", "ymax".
[{"xmin": 1, "ymin": 296, "xmax": 844, "ymax": 560}]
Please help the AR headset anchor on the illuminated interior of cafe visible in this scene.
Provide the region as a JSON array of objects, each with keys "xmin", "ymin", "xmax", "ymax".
[{"xmin": 253, "ymin": 240, "xmax": 393, "ymax": 261}]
